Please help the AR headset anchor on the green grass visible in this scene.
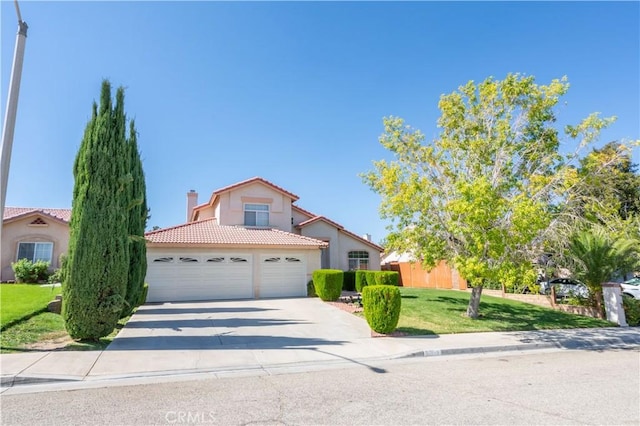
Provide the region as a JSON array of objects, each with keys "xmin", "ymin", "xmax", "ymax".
[
  {"xmin": 394, "ymin": 288, "xmax": 613, "ymax": 335},
  {"xmin": 1, "ymin": 284, "xmax": 61, "ymax": 328},
  {"xmin": 0, "ymin": 284, "xmax": 131, "ymax": 353}
]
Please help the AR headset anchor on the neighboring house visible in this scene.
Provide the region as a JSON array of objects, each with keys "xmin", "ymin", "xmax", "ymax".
[
  {"xmin": 381, "ymin": 251, "xmax": 467, "ymax": 290},
  {"xmin": 145, "ymin": 177, "xmax": 383, "ymax": 302},
  {"xmin": 1, "ymin": 207, "xmax": 72, "ymax": 282}
]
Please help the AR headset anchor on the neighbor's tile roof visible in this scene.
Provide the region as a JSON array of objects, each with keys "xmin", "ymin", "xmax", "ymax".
[
  {"xmin": 146, "ymin": 218, "xmax": 327, "ymax": 247},
  {"xmin": 3, "ymin": 207, "xmax": 72, "ymax": 223}
]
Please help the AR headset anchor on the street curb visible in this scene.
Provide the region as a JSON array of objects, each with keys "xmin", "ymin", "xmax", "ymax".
[
  {"xmin": 3, "ymin": 337, "xmax": 638, "ymax": 390},
  {"xmin": 394, "ymin": 340, "xmax": 640, "ymax": 359}
]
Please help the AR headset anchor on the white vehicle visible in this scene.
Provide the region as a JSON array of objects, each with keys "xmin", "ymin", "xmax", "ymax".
[{"xmin": 621, "ymin": 278, "xmax": 640, "ymax": 300}]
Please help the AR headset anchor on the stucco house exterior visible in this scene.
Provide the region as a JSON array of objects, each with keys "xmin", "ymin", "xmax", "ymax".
[
  {"xmin": 145, "ymin": 177, "xmax": 383, "ymax": 302},
  {"xmin": 1, "ymin": 207, "xmax": 71, "ymax": 282}
]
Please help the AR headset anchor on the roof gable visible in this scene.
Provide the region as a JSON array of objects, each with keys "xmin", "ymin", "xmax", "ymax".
[
  {"xmin": 3, "ymin": 207, "xmax": 71, "ymax": 224},
  {"xmin": 296, "ymin": 214, "xmax": 383, "ymax": 252},
  {"xmin": 191, "ymin": 177, "xmax": 300, "ymax": 221}
]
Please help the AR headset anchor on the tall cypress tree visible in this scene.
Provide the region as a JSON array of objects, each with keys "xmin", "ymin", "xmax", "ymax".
[
  {"xmin": 63, "ymin": 81, "xmax": 130, "ymax": 340},
  {"xmin": 122, "ymin": 119, "xmax": 148, "ymax": 317}
]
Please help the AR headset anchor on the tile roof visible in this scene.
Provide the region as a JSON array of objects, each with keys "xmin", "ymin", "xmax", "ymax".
[
  {"xmin": 3, "ymin": 207, "xmax": 72, "ymax": 223},
  {"xmin": 213, "ymin": 177, "xmax": 299, "ymax": 201},
  {"xmin": 296, "ymin": 215, "xmax": 384, "ymax": 252},
  {"xmin": 291, "ymin": 204, "xmax": 316, "ymax": 219},
  {"xmin": 146, "ymin": 218, "xmax": 327, "ymax": 247}
]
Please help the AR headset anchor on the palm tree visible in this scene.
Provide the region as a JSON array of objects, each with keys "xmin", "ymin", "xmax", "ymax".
[{"xmin": 567, "ymin": 227, "xmax": 639, "ymax": 317}]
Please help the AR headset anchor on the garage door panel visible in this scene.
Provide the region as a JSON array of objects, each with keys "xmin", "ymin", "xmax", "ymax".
[
  {"xmin": 146, "ymin": 253, "xmax": 252, "ymax": 302},
  {"xmin": 260, "ymin": 255, "xmax": 306, "ymax": 298}
]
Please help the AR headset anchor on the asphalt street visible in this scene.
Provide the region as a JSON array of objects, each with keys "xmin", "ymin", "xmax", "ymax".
[{"xmin": 2, "ymin": 348, "xmax": 638, "ymax": 425}]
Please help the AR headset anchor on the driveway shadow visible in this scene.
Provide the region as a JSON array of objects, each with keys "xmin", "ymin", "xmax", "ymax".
[
  {"xmin": 124, "ymin": 318, "xmax": 307, "ymax": 329},
  {"xmin": 136, "ymin": 307, "xmax": 275, "ymax": 315},
  {"xmin": 107, "ymin": 335, "xmax": 347, "ymax": 351}
]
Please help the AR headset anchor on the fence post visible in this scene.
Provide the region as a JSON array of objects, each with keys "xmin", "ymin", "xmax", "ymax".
[{"xmin": 602, "ymin": 283, "xmax": 628, "ymax": 327}]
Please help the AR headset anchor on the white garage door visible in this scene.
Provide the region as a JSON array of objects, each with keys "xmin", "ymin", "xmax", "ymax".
[
  {"xmin": 146, "ymin": 253, "xmax": 253, "ymax": 302},
  {"xmin": 259, "ymin": 255, "xmax": 306, "ymax": 298}
]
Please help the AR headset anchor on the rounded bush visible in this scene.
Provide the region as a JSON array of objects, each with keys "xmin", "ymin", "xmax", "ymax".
[
  {"xmin": 307, "ymin": 280, "xmax": 317, "ymax": 297},
  {"xmin": 362, "ymin": 285, "xmax": 401, "ymax": 334},
  {"xmin": 312, "ymin": 269, "xmax": 343, "ymax": 301},
  {"xmin": 375, "ymin": 271, "xmax": 399, "ymax": 286}
]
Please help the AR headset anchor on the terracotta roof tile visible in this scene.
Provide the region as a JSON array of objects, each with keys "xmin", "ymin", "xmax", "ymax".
[
  {"xmin": 291, "ymin": 204, "xmax": 316, "ymax": 219},
  {"xmin": 213, "ymin": 177, "xmax": 299, "ymax": 201},
  {"xmin": 296, "ymin": 215, "xmax": 383, "ymax": 252},
  {"xmin": 3, "ymin": 207, "xmax": 72, "ymax": 223},
  {"xmin": 146, "ymin": 218, "xmax": 327, "ymax": 247}
]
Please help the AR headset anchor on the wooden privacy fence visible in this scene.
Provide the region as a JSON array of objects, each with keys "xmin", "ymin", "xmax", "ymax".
[{"xmin": 383, "ymin": 260, "xmax": 467, "ymax": 290}]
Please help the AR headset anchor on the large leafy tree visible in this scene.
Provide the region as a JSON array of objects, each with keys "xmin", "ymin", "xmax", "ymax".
[
  {"xmin": 122, "ymin": 119, "xmax": 148, "ymax": 317},
  {"xmin": 363, "ymin": 73, "xmax": 614, "ymax": 318},
  {"xmin": 63, "ymin": 81, "xmax": 131, "ymax": 340}
]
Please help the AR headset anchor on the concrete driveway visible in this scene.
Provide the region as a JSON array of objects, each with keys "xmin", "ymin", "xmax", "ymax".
[{"xmin": 87, "ymin": 297, "xmax": 410, "ymax": 378}]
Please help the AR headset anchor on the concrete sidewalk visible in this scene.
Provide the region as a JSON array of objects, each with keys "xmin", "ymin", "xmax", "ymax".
[{"xmin": 2, "ymin": 298, "xmax": 639, "ymax": 392}]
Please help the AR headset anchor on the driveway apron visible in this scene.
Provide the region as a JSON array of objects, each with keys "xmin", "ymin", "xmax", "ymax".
[{"xmin": 87, "ymin": 298, "xmax": 409, "ymax": 378}]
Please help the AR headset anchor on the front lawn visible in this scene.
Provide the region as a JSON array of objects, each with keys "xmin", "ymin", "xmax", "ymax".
[
  {"xmin": 395, "ymin": 288, "xmax": 613, "ymax": 335},
  {"xmin": 0, "ymin": 284, "xmax": 129, "ymax": 353},
  {"xmin": 0, "ymin": 284, "xmax": 61, "ymax": 328}
]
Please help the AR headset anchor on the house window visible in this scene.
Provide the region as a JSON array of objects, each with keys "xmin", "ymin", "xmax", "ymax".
[
  {"xmin": 348, "ymin": 251, "xmax": 369, "ymax": 270},
  {"xmin": 17, "ymin": 242, "xmax": 53, "ymax": 263},
  {"xmin": 244, "ymin": 203, "xmax": 269, "ymax": 227}
]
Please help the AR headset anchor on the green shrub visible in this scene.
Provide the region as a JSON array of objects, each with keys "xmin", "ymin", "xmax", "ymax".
[
  {"xmin": 355, "ymin": 270, "xmax": 367, "ymax": 292},
  {"xmin": 11, "ymin": 259, "xmax": 50, "ymax": 283},
  {"xmin": 362, "ymin": 285, "xmax": 401, "ymax": 334},
  {"xmin": 307, "ymin": 280, "xmax": 317, "ymax": 297},
  {"xmin": 33, "ymin": 260, "xmax": 51, "ymax": 281},
  {"xmin": 623, "ymin": 295, "xmax": 640, "ymax": 326},
  {"xmin": 48, "ymin": 254, "xmax": 67, "ymax": 284},
  {"xmin": 138, "ymin": 283, "xmax": 149, "ymax": 305},
  {"xmin": 312, "ymin": 269, "xmax": 343, "ymax": 301},
  {"xmin": 375, "ymin": 271, "xmax": 399, "ymax": 286},
  {"xmin": 343, "ymin": 271, "xmax": 356, "ymax": 291}
]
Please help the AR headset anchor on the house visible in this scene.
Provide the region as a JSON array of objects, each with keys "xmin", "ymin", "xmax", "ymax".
[
  {"xmin": 145, "ymin": 177, "xmax": 383, "ymax": 302},
  {"xmin": 381, "ymin": 251, "xmax": 467, "ymax": 290},
  {"xmin": 1, "ymin": 207, "xmax": 72, "ymax": 282}
]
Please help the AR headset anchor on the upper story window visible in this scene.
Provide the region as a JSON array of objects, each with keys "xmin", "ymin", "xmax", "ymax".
[
  {"xmin": 17, "ymin": 242, "xmax": 53, "ymax": 263},
  {"xmin": 348, "ymin": 251, "xmax": 369, "ymax": 270},
  {"xmin": 244, "ymin": 203, "xmax": 269, "ymax": 227}
]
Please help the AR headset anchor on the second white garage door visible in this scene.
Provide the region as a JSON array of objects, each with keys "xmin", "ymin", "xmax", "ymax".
[
  {"xmin": 259, "ymin": 254, "xmax": 306, "ymax": 298},
  {"xmin": 146, "ymin": 253, "xmax": 253, "ymax": 302}
]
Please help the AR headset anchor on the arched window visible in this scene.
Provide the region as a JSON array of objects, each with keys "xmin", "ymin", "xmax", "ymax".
[{"xmin": 348, "ymin": 251, "xmax": 369, "ymax": 270}]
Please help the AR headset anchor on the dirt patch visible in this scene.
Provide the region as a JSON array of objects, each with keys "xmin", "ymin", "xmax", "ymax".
[
  {"xmin": 24, "ymin": 334, "xmax": 74, "ymax": 351},
  {"xmin": 325, "ymin": 300, "xmax": 363, "ymax": 314}
]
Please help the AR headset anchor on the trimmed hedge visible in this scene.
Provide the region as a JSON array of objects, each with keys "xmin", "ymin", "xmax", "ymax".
[
  {"xmin": 623, "ymin": 295, "xmax": 640, "ymax": 326},
  {"xmin": 355, "ymin": 270, "xmax": 399, "ymax": 291},
  {"xmin": 355, "ymin": 271, "xmax": 368, "ymax": 292},
  {"xmin": 374, "ymin": 271, "xmax": 399, "ymax": 286},
  {"xmin": 313, "ymin": 269, "xmax": 343, "ymax": 301},
  {"xmin": 343, "ymin": 271, "xmax": 356, "ymax": 291},
  {"xmin": 362, "ymin": 285, "xmax": 401, "ymax": 334}
]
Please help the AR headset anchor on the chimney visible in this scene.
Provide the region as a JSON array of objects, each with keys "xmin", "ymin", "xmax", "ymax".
[
  {"xmin": 362, "ymin": 233, "xmax": 372, "ymax": 242},
  {"xmin": 186, "ymin": 190, "xmax": 198, "ymax": 222}
]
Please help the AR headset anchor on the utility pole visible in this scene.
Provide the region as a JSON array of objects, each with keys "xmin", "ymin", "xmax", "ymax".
[{"xmin": 0, "ymin": 0, "xmax": 28, "ymax": 270}]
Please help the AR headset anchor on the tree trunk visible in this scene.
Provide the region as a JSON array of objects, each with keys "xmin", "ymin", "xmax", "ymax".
[
  {"xmin": 594, "ymin": 290, "xmax": 605, "ymax": 319},
  {"xmin": 466, "ymin": 284, "xmax": 484, "ymax": 319}
]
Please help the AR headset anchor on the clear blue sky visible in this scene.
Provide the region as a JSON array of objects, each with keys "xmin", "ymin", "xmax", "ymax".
[{"xmin": 2, "ymin": 1, "xmax": 638, "ymax": 244}]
